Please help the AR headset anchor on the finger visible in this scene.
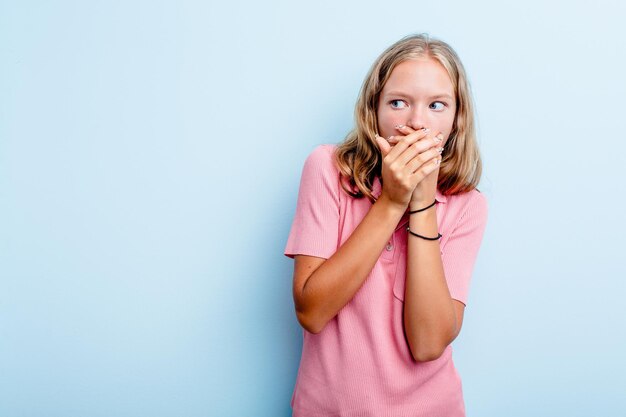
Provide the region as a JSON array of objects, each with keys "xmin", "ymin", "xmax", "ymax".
[
  {"xmin": 394, "ymin": 124, "xmax": 419, "ymax": 134},
  {"xmin": 393, "ymin": 142, "xmax": 423, "ymax": 168},
  {"xmin": 396, "ymin": 125, "xmax": 430, "ymax": 140},
  {"xmin": 396, "ymin": 136, "xmax": 443, "ymax": 167},
  {"xmin": 386, "ymin": 125, "xmax": 418, "ymax": 146},
  {"xmin": 375, "ymin": 134, "xmax": 392, "ymax": 157},
  {"xmin": 386, "ymin": 129, "xmax": 430, "ymax": 162},
  {"xmin": 397, "ymin": 126, "xmax": 445, "ymax": 149},
  {"xmin": 394, "ymin": 130, "xmax": 443, "ymax": 168},
  {"xmin": 408, "ymin": 148, "xmax": 443, "ymax": 176},
  {"xmin": 408, "ymin": 157, "xmax": 442, "ymax": 187}
]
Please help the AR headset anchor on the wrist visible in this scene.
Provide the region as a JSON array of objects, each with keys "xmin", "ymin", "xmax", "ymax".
[
  {"xmin": 377, "ymin": 193, "xmax": 408, "ymax": 216},
  {"xmin": 408, "ymin": 206, "xmax": 438, "ymax": 236},
  {"xmin": 409, "ymin": 198, "xmax": 436, "ymax": 212}
]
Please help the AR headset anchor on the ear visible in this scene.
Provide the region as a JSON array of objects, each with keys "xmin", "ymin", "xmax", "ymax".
[{"xmin": 374, "ymin": 134, "xmax": 391, "ymax": 157}]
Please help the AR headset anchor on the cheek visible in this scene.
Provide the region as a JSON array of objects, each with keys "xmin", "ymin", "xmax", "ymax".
[
  {"xmin": 377, "ymin": 109, "xmax": 403, "ymax": 134},
  {"xmin": 438, "ymin": 114, "xmax": 456, "ymax": 138}
]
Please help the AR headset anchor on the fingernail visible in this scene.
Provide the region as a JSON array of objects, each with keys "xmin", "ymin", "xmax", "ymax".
[
  {"xmin": 434, "ymin": 134, "xmax": 443, "ymax": 143},
  {"xmin": 422, "ymin": 128, "xmax": 430, "ymax": 133},
  {"xmin": 394, "ymin": 124, "xmax": 405, "ymax": 129},
  {"xmin": 435, "ymin": 157, "xmax": 442, "ymax": 165},
  {"xmin": 438, "ymin": 147, "xmax": 444, "ymax": 154}
]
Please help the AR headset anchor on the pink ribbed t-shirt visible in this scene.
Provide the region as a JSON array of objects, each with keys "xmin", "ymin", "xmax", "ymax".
[{"xmin": 284, "ymin": 144, "xmax": 488, "ymax": 417}]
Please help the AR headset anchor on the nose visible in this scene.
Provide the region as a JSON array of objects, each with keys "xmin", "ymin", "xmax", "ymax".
[{"xmin": 406, "ymin": 107, "xmax": 428, "ymax": 131}]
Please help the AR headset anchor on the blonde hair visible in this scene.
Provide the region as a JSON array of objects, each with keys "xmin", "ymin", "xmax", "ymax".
[{"xmin": 335, "ymin": 33, "xmax": 482, "ymax": 203}]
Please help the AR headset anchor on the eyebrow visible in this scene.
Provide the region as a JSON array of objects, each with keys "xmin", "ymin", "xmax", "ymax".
[{"xmin": 385, "ymin": 91, "xmax": 454, "ymax": 101}]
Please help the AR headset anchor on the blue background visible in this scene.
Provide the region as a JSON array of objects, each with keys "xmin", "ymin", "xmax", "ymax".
[{"xmin": 2, "ymin": 1, "xmax": 625, "ymax": 416}]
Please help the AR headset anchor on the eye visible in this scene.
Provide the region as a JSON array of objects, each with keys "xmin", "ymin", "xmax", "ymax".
[
  {"xmin": 430, "ymin": 101, "xmax": 446, "ymax": 111},
  {"xmin": 389, "ymin": 99, "xmax": 408, "ymax": 109}
]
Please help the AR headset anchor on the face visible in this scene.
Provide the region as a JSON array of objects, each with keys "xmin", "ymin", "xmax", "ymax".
[{"xmin": 377, "ymin": 58, "xmax": 457, "ymax": 146}]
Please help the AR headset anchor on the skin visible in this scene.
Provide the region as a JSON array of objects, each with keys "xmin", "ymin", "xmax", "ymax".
[{"xmin": 292, "ymin": 57, "xmax": 465, "ymax": 362}]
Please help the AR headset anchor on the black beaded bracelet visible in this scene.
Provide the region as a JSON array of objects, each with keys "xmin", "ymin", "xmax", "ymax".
[
  {"xmin": 406, "ymin": 226, "xmax": 442, "ymax": 241},
  {"xmin": 409, "ymin": 199, "xmax": 437, "ymax": 214}
]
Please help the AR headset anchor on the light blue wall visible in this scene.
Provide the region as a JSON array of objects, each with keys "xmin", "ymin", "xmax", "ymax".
[{"xmin": 2, "ymin": 1, "xmax": 625, "ymax": 416}]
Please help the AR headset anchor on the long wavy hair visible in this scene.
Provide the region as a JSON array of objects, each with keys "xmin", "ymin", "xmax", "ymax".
[{"xmin": 335, "ymin": 33, "xmax": 482, "ymax": 203}]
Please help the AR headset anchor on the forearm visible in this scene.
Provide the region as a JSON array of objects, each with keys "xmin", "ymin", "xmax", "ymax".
[
  {"xmin": 403, "ymin": 207, "xmax": 457, "ymax": 361},
  {"xmin": 299, "ymin": 194, "xmax": 405, "ymax": 333}
]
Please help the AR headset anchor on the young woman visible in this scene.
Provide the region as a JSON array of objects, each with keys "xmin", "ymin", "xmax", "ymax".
[{"xmin": 284, "ymin": 33, "xmax": 488, "ymax": 417}]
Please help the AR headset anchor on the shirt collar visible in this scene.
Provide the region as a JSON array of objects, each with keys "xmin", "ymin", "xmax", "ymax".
[
  {"xmin": 435, "ymin": 188, "xmax": 447, "ymax": 204},
  {"xmin": 372, "ymin": 177, "xmax": 382, "ymax": 199}
]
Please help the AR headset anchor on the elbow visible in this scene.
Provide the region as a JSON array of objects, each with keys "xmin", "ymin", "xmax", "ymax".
[
  {"xmin": 405, "ymin": 321, "xmax": 456, "ymax": 362},
  {"xmin": 409, "ymin": 341, "xmax": 447, "ymax": 363},
  {"xmin": 411, "ymin": 348, "xmax": 444, "ymax": 363},
  {"xmin": 296, "ymin": 310, "xmax": 325, "ymax": 334}
]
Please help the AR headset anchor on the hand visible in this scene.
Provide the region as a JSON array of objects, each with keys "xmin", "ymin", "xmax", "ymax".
[
  {"xmin": 374, "ymin": 126, "xmax": 444, "ymax": 209},
  {"xmin": 392, "ymin": 125, "xmax": 444, "ymax": 207}
]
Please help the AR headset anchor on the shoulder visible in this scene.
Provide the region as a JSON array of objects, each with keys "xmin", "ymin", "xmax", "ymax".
[
  {"xmin": 297, "ymin": 144, "xmax": 341, "ymax": 189},
  {"xmin": 304, "ymin": 144, "xmax": 338, "ymax": 167},
  {"xmin": 301, "ymin": 144, "xmax": 340, "ymax": 176},
  {"xmin": 446, "ymin": 189, "xmax": 488, "ymax": 223}
]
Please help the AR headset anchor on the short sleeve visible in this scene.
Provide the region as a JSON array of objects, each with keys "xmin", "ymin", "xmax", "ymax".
[
  {"xmin": 284, "ymin": 145, "xmax": 341, "ymax": 260},
  {"xmin": 442, "ymin": 191, "xmax": 489, "ymax": 306}
]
